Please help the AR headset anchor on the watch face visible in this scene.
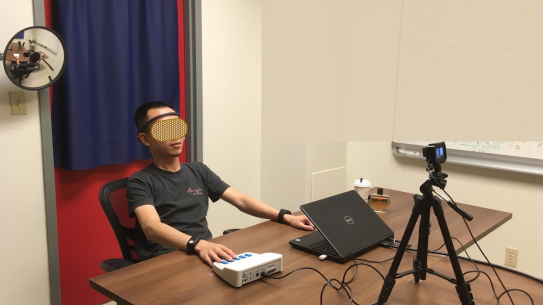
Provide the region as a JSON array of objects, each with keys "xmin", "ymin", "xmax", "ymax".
[
  {"xmin": 279, "ymin": 209, "xmax": 291, "ymax": 223},
  {"xmin": 187, "ymin": 237, "xmax": 200, "ymax": 253}
]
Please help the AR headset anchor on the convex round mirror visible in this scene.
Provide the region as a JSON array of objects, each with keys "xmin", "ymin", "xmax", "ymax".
[{"xmin": 3, "ymin": 26, "xmax": 66, "ymax": 90}]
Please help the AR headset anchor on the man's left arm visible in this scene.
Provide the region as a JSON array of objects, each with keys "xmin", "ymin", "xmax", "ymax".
[{"xmin": 220, "ymin": 187, "xmax": 314, "ymax": 231}]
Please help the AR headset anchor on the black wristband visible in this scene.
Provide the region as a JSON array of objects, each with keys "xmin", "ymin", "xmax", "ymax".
[
  {"xmin": 186, "ymin": 236, "xmax": 201, "ymax": 254},
  {"xmin": 277, "ymin": 209, "xmax": 292, "ymax": 224}
]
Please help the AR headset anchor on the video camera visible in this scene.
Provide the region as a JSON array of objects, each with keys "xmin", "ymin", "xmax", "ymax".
[
  {"xmin": 422, "ymin": 142, "xmax": 448, "ymax": 188},
  {"xmin": 422, "ymin": 142, "xmax": 447, "ymax": 166}
]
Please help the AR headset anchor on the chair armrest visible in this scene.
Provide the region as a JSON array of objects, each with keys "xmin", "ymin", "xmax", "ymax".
[
  {"xmin": 223, "ymin": 229, "xmax": 240, "ymax": 235},
  {"xmin": 100, "ymin": 258, "xmax": 134, "ymax": 273}
]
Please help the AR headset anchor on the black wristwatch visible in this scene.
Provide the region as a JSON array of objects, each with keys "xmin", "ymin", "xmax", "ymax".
[
  {"xmin": 186, "ymin": 236, "xmax": 201, "ymax": 254},
  {"xmin": 277, "ymin": 209, "xmax": 292, "ymax": 224}
]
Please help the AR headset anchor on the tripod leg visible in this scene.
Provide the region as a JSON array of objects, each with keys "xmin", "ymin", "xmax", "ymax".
[
  {"xmin": 375, "ymin": 197, "xmax": 423, "ymax": 305},
  {"xmin": 432, "ymin": 201, "xmax": 475, "ymax": 305},
  {"xmin": 415, "ymin": 198, "xmax": 431, "ymax": 282}
]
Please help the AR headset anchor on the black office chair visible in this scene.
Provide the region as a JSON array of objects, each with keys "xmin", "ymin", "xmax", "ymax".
[
  {"xmin": 99, "ymin": 177, "xmax": 240, "ymax": 272},
  {"xmin": 10, "ymin": 62, "xmax": 40, "ymax": 84},
  {"xmin": 98, "ymin": 178, "xmax": 138, "ymax": 272}
]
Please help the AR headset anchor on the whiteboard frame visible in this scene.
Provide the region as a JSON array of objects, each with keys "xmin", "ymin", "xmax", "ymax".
[{"xmin": 392, "ymin": 142, "xmax": 543, "ymax": 176}]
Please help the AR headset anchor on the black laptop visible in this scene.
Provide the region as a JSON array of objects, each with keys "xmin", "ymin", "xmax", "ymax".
[{"xmin": 289, "ymin": 190, "xmax": 394, "ymax": 263}]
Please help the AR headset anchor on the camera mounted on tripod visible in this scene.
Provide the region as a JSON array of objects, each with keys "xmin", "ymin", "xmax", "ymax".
[
  {"xmin": 422, "ymin": 142, "xmax": 448, "ymax": 189},
  {"xmin": 375, "ymin": 141, "xmax": 475, "ymax": 305}
]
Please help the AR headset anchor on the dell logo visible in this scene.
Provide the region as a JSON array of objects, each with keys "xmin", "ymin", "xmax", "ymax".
[{"xmin": 345, "ymin": 216, "xmax": 354, "ymax": 225}]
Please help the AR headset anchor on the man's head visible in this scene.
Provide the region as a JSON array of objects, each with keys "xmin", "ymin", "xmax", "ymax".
[
  {"xmin": 134, "ymin": 101, "xmax": 185, "ymax": 158},
  {"xmin": 29, "ymin": 52, "xmax": 40, "ymax": 64}
]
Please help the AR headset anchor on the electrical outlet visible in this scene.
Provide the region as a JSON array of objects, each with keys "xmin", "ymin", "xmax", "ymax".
[
  {"xmin": 10, "ymin": 91, "xmax": 26, "ymax": 115},
  {"xmin": 505, "ymin": 247, "xmax": 518, "ymax": 268}
]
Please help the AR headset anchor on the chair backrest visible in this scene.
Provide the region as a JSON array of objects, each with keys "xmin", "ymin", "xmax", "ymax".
[
  {"xmin": 99, "ymin": 178, "xmax": 139, "ymax": 263},
  {"xmin": 19, "ymin": 63, "xmax": 39, "ymax": 74}
]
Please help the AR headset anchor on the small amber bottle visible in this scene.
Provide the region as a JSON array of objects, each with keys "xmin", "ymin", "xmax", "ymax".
[{"xmin": 370, "ymin": 187, "xmax": 390, "ymax": 213}]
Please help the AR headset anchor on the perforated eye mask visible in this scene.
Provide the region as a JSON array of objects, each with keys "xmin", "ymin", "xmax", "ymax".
[
  {"xmin": 137, "ymin": 112, "xmax": 187, "ymax": 142},
  {"xmin": 150, "ymin": 118, "xmax": 188, "ymax": 142}
]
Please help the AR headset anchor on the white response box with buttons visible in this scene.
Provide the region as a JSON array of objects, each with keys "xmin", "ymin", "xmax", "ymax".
[{"xmin": 212, "ymin": 252, "xmax": 283, "ymax": 287}]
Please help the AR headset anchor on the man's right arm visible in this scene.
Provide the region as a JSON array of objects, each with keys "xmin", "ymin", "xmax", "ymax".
[{"xmin": 134, "ymin": 205, "xmax": 237, "ymax": 266}]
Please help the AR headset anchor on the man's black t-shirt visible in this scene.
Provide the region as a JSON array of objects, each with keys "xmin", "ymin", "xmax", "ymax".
[{"xmin": 126, "ymin": 162, "xmax": 230, "ymax": 260}]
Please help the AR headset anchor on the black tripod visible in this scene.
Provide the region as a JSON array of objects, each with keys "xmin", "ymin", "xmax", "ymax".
[{"xmin": 374, "ymin": 175, "xmax": 475, "ymax": 305}]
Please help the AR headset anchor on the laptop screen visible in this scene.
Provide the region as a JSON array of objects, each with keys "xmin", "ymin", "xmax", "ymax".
[{"xmin": 301, "ymin": 190, "xmax": 394, "ymax": 258}]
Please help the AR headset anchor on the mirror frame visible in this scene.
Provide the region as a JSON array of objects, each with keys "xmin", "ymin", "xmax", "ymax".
[{"xmin": 3, "ymin": 25, "xmax": 67, "ymax": 91}]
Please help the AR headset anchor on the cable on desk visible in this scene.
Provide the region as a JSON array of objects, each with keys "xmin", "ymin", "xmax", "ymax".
[
  {"xmin": 498, "ymin": 289, "xmax": 534, "ymax": 305},
  {"xmin": 261, "ymin": 267, "xmax": 354, "ymax": 305},
  {"xmin": 374, "ymin": 237, "xmax": 477, "ymax": 273},
  {"xmin": 262, "ymin": 259, "xmax": 386, "ymax": 305},
  {"xmin": 463, "ymin": 270, "xmax": 499, "ymax": 300},
  {"xmin": 451, "ymin": 237, "xmax": 480, "ymax": 283},
  {"xmin": 338, "ymin": 260, "xmax": 387, "ymax": 304},
  {"xmin": 459, "ymin": 257, "xmax": 543, "ymax": 285},
  {"xmin": 354, "ymin": 256, "xmax": 394, "ymax": 264},
  {"xmin": 462, "ymin": 271, "xmax": 535, "ymax": 305},
  {"xmin": 347, "ymin": 260, "xmax": 385, "ymax": 282}
]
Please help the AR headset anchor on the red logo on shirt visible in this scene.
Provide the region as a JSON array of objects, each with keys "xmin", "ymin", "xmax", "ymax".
[{"xmin": 187, "ymin": 187, "xmax": 203, "ymax": 195}]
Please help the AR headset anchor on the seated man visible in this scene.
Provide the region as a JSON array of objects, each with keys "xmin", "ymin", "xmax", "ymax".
[
  {"xmin": 11, "ymin": 52, "xmax": 41, "ymax": 83},
  {"xmin": 127, "ymin": 101, "xmax": 314, "ymax": 266}
]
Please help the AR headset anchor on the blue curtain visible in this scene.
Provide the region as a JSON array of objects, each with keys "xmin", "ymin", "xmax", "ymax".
[{"xmin": 52, "ymin": 0, "xmax": 180, "ymax": 170}]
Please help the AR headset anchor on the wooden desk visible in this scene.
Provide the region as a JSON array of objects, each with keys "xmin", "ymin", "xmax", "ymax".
[
  {"xmin": 4, "ymin": 43, "xmax": 48, "ymax": 62},
  {"xmin": 90, "ymin": 189, "xmax": 541, "ymax": 304}
]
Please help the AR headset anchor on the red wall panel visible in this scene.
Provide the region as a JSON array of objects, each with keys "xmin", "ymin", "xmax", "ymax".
[{"xmin": 55, "ymin": 160, "xmax": 150, "ymax": 304}]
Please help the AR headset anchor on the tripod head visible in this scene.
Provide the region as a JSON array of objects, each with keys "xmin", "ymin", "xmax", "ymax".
[
  {"xmin": 426, "ymin": 163, "xmax": 448, "ymax": 189},
  {"xmin": 420, "ymin": 142, "xmax": 473, "ymax": 221}
]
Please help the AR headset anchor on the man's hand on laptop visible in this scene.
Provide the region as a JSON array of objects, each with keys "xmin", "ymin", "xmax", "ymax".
[
  {"xmin": 284, "ymin": 214, "xmax": 315, "ymax": 231},
  {"xmin": 194, "ymin": 240, "xmax": 237, "ymax": 267}
]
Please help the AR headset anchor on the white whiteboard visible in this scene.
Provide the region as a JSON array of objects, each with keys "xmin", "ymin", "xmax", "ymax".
[
  {"xmin": 393, "ymin": 0, "xmax": 543, "ymax": 140},
  {"xmin": 449, "ymin": 141, "xmax": 543, "ymax": 159},
  {"xmin": 392, "ymin": 141, "xmax": 543, "ymax": 176},
  {"xmin": 400, "ymin": 141, "xmax": 543, "ymax": 159}
]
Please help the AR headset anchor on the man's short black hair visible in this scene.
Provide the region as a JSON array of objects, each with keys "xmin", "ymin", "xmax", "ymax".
[
  {"xmin": 29, "ymin": 52, "xmax": 41, "ymax": 63},
  {"xmin": 134, "ymin": 101, "xmax": 174, "ymax": 131}
]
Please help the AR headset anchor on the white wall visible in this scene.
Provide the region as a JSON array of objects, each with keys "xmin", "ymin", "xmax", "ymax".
[
  {"xmin": 261, "ymin": 141, "xmax": 306, "ymax": 213},
  {"xmin": 261, "ymin": 141, "xmax": 348, "ymax": 214},
  {"xmin": 201, "ymin": 0, "xmax": 263, "ymax": 237},
  {"xmin": 0, "ymin": 0, "xmax": 51, "ymax": 304},
  {"xmin": 305, "ymin": 142, "xmax": 347, "ymax": 202},
  {"xmin": 260, "ymin": 0, "xmax": 402, "ymax": 142}
]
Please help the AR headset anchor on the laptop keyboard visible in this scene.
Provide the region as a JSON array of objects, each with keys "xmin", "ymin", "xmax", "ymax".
[{"xmin": 309, "ymin": 239, "xmax": 339, "ymax": 257}]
